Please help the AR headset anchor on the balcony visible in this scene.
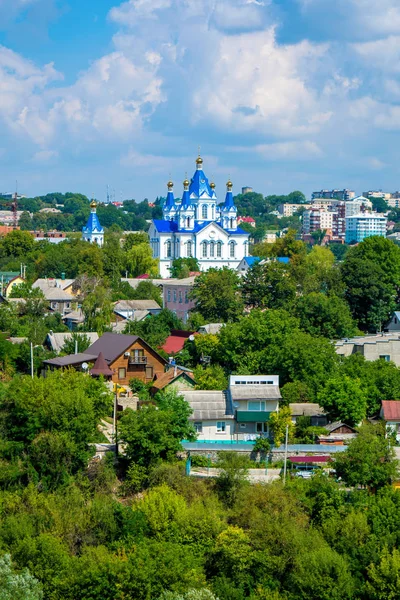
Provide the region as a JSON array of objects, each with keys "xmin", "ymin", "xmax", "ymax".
[
  {"xmin": 128, "ymin": 356, "xmax": 147, "ymax": 365},
  {"xmin": 236, "ymin": 411, "xmax": 271, "ymax": 422}
]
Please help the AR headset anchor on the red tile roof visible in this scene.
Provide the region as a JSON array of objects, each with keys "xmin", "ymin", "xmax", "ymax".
[
  {"xmin": 151, "ymin": 368, "xmax": 195, "ymax": 391},
  {"xmin": 162, "ymin": 330, "xmax": 197, "ymax": 354},
  {"xmin": 382, "ymin": 400, "xmax": 400, "ymax": 421}
]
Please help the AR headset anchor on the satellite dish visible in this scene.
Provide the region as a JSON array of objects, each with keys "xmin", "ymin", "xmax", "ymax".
[
  {"xmin": 82, "ymin": 362, "xmax": 89, "ymax": 371},
  {"xmin": 233, "ymin": 402, "xmax": 240, "ymax": 409},
  {"xmin": 189, "ymin": 335, "xmax": 195, "ymax": 342}
]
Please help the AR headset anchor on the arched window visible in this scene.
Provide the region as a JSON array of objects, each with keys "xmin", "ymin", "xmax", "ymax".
[
  {"xmin": 210, "ymin": 241, "xmax": 215, "ymax": 257},
  {"xmin": 202, "ymin": 241, "xmax": 207, "ymax": 258},
  {"xmin": 229, "ymin": 241, "xmax": 235, "ymax": 258},
  {"xmin": 230, "ymin": 218, "xmax": 234, "ymax": 229},
  {"xmin": 166, "ymin": 240, "xmax": 172, "ymax": 258},
  {"xmin": 187, "ymin": 241, "xmax": 192, "ymax": 257},
  {"xmin": 217, "ymin": 241, "xmax": 222, "ymax": 258},
  {"xmin": 202, "ymin": 205, "xmax": 208, "ymax": 219},
  {"xmin": 186, "ymin": 217, "xmax": 190, "ymax": 228}
]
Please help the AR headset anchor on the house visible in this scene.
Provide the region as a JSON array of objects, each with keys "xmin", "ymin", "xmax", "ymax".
[
  {"xmin": 264, "ymin": 231, "xmax": 278, "ymax": 244},
  {"xmin": 62, "ymin": 309, "xmax": 85, "ymax": 330},
  {"xmin": 237, "ymin": 256, "xmax": 261, "ymax": 275},
  {"xmin": 113, "ymin": 300, "xmax": 161, "ymax": 323},
  {"xmin": 290, "ymin": 403, "xmax": 328, "ymax": 427},
  {"xmin": 228, "ymin": 375, "xmax": 281, "ymax": 440},
  {"xmin": 0, "ymin": 272, "xmax": 25, "ymax": 297},
  {"xmin": 163, "ymin": 276, "xmax": 196, "ymax": 322},
  {"xmin": 336, "ymin": 334, "xmax": 400, "ymax": 367},
  {"xmin": 45, "ymin": 331, "xmax": 99, "ymax": 354},
  {"xmin": 385, "ymin": 312, "xmax": 400, "ymax": 333},
  {"xmin": 43, "ymin": 287, "xmax": 75, "ymax": 316},
  {"xmin": 180, "ymin": 390, "xmax": 235, "ymax": 440},
  {"xmin": 238, "ymin": 216, "xmax": 256, "ymax": 228},
  {"xmin": 317, "ymin": 422, "xmax": 357, "ymax": 445},
  {"xmin": 197, "ymin": 323, "xmax": 225, "ymax": 335},
  {"xmin": 150, "ymin": 366, "xmax": 195, "ymax": 395},
  {"xmin": 381, "ymin": 401, "xmax": 400, "ymax": 442},
  {"xmin": 162, "ymin": 330, "xmax": 197, "ymax": 355},
  {"xmin": 42, "ymin": 332, "xmax": 167, "ymax": 386},
  {"xmin": 32, "ymin": 277, "xmax": 77, "ymax": 297}
]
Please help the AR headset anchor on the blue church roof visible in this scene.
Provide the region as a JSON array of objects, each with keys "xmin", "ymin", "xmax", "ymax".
[
  {"xmin": 189, "ymin": 168, "xmax": 215, "ymax": 198},
  {"xmin": 222, "ymin": 190, "xmax": 235, "ymax": 209},
  {"xmin": 153, "ymin": 219, "xmax": 248, "ymax": 236},
  {"xmin": 244, "ymin": 256, "xmax": 261, "ymax": 267},
  {"xmin": 165, "ymin": 190, "xmax": 175, "ymax": 209},
  {"xmin": 83, "ymin": 212, "xmax": 104, "ymax": 233},
  {"xmin": 181, "ymin": 189, "xmax": 191, "ymax": 209}
]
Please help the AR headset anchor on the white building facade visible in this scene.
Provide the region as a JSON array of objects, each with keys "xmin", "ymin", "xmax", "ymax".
[
  {"xmin": 148, "ymin": 156, "xmax": 250, "ymax": 278},
  {"xmin": 345, "ymin": 213, "xmax": 387, "ymax": 244}
]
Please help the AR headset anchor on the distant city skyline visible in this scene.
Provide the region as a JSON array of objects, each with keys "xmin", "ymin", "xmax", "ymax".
[{"xmin": 1, "ymin": 0, "xmax": 400, "ymax": 200}]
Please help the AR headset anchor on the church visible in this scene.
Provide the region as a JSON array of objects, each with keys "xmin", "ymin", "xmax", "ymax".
[
  {"xmin": 82, "ymin": 200, "xmax": 104, "ymax": 247},
  {"xmin": 149, "ymin": 155, "xmax": 250, "ymax": 278}
]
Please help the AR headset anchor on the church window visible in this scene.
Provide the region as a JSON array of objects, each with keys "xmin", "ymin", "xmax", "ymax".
[
  {"xmin": 210, "ymin": 241, "xmax": 215, "ymax": 257},
  {"xmin": 202, "ymin": 241, "xmax": 207, "ymax": 258},
  {"xmin": 166, "ymin": 240, "xmax": 172, "ymax": 258},
  {"xmin": 229, "ymin": 242, "xmax": 235, "ymax": 258},
  {"xmin": 187, "ymin": 241, "xmax": 192, "ymax": 257},
  {"xmin": 186, "ymin": 217, "xmax": 190, "ymax": 228},
  {"xmin": 217, "ymin": 241, "xmax": 222, "ymax": 257},
  {"xmin": 244, "ymin": 241, "xmax": 248, "ymax": 256},
  {"xmin": 230, "ymin": 218, "xmax": 234, "ymax": 229},
  {"xmin": 202, "ymin": 205, "xmax": 208, "ymax": 219}
]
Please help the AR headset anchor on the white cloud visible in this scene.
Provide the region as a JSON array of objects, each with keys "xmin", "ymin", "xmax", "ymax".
[
  {"xmin": 254, "ymin": 140, "xmax": 323, "ymax": 160},
  {"xmin": 31, "ymin": 149, "xmax": 58, "ymax": 162},
  {"xmin": 353, "ymin": 36, "xmax": 400, "ymax": 73}
]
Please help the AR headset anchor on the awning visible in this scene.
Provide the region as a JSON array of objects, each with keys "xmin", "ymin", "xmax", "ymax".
[{"xmin": 288, "ymin": 456, "xmax": 331, "ymax": 463}]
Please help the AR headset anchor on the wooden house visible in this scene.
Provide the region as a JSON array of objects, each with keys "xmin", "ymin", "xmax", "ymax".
[{"xmin": 42, "ymin": 332, "xmax": 167, "ymax": 386}]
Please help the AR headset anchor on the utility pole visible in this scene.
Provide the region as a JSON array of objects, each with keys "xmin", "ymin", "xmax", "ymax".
[
  {"xmin": 283, "ymin": 424, "xmax": 289, "ymax": 485},
  {"xmin": 30, "ymin": 342, "xmax": 34, "ymax": 379}
]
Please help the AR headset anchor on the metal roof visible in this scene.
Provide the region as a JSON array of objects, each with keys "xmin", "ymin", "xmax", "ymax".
[
  {"xmin": 230, "ymin": 385, "xmax": 281, "ymax": 400},
  {"xmin": 43, "ymin": 353, "xmax": 98, "ymax": 367},
  {"xmin": 381, "ymin": 400, "xmax": 400, "ymax": 421},
  {"xmin": 180, "ymin": 390, "xmax": 234, "ymax": 421},
  {"xmin": 46, "ymin": 332, "xmax": 99, "ymax": 354},
  {"xmin": 113, "ymin": 300, "xmax": 160, "ymax": 311},
  {"xmin": 290, "ymin": 403, "xmax": 326, "ymax": 417}
]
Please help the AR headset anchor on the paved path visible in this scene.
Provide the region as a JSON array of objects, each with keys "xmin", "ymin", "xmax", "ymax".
[{"xmin": 99, "ymin": 419, "xmax": 114, "ymax": 443}]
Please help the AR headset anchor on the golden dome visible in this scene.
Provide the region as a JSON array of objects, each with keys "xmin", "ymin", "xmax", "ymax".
[
  {"xmin": 196, "ymin": 156, "xmax": 203, "ymax": 165},
  {"xmin": 167, "ymin": 180, "xmax": 174, "ymax": 188},
  {"xmin": 226, "ymin": 179, "xmax": 233, "ymax": 189},
  {"xmin": 90, "ymin": 199, "xmax": 97, "ymax": 209},
  {"xmin": 210, "ymin": 181, "xmax": 216, "ymax": 189},
  {"xmin": 183, "ymin": 178, "xmax": 190, "ymax": 187}
]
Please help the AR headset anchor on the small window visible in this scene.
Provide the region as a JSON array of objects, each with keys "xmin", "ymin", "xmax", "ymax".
[
  {"xmin": 187, "ymin": 241, "xmax": 192, "ymax": 257},
  {"xmin": 229, "ymin": 242, "xmax": 235, "ymax": 258},
  {"xmin": 395, "ymin": 318, "xmax": 398, "ymax": 324},
  {"xmin": 217, "ymin": 242, "xmax": 222, "ymax": 258},
  {"xmin": 51, "ymin": 302, "xmax": 57, "ymax": 309},
  {"xmin": 167, "ymin": 290, "xmax": 171, "ymax": 302},
  {"xmin": 173, "ymin": 291, "xmax": 177, "ymax": 302},
  {"xmin": 194, "ymin": 422, "xmax": 203, "ymax": 433},
  {"xmin": 185, "ymin": 291, "xmax": 189, "ymax": 304},
  {"xmin": 202, "ymin": 242, "xmax": 207, "ymax": 258},
  {"xmin": 248, "ymin": 401, "xmax": 266, "ymax": 411},
  {"xmin": 118, "ymin": 368, "xmax": 126, "ymax": 380},
  {"xmin": 216, "ymin": 421, "xmax": 226, "ymax": 433},
  {"xmin": 202, "ymin": 205, "xmax": 208, "ymax": 219},
  {"xmin": 179, "ymin": 291, "xmax": 182, "ymax": 303},
  {"xmin": 210, "ymin": 241, "xmax": 215, "ymax": 257},
  {"xmin": 239, "ymin": 423, "xmax": 246, "ymax": 429},
  {"xmin": 380, "ymin": 355, "xmax": 391, "ymax": 362},
  {"xmin": 256, "ymin": 422, "xmax": 268, "ymax": 433}
]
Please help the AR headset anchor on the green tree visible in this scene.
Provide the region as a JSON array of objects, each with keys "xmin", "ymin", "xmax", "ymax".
[
  {"xmin": 60, "ymin": 333, "xmax": 92, "ymax": 355},
  {"xmin": 294, "ymin": 292, "xmax": 358, "ymax": 339},
  {"xmin": 2, "ymin": 230, "xmax": 34, "ymax": 256},
  {"xmin": 190, "ymin": 268, "xmax": 243, "ymax": 323},
  {"xmin": 334, "ymin": 423, "xmax": 398, "ymax": 489},
  {"xmin": 318, "ymin": 376, "xmax": 367, "ymax": 425},
  {"xmin": 125, "ymin": 243, "xmax": 158, "ymax": 277},
  {"xmin": 194, "ymin": 365, "xmax": 227, "ymax": 390},
  {"xmin": 215, "ymin": 454, "xmax": 250, "ymax": 505},
  {"xmin": 0, "ymin": 554, "xmax": 43, "ymax": 600},
  {"xmin": 169, "ymin": 258, "xmax": 200, "ymax": 279},
  {"xmin": 18, "ymin": 211, "xmax": 33, "ymax": 231},
  {"xmin": 241, "ymin": 262, "xmax": 296, "ymax": 309},
  {"xmin": 365, "ymin": 547, "xmax": 400, "ymax": 600},
  {"xmin": 269, "ymin": 406, "xmax": 294, "ymax": 447},
  {"xmin": 82, "ymin": 285, "xmax": 113, "ymax": 334}
]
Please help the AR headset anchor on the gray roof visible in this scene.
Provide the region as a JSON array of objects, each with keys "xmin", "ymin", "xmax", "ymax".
[
  {"xmin": 230, "ymin": 385, "xmax": 281, "ymax": 401},
  {"xmin": 41, "ymin": 287, "xmax": 74, "ymax": 301},
  {"xmin": 113, "ymin": 299, "xmax": 160, "ymax": 311},
  {"xmin": 325, "ymin": 421, "xmax": 356, "ymax": 433},
  {"xmin": 43, "ymin": 352, "xmax": 98, "ymax": 367},
  {"xmin": 62, "ymin": 309, "xmax": 84, "ymax": 323},
  {"xmin": 290, "ymin": 403, "xmax": 326, "ymax": 417},
  {"xmin": 46, "ymin": 332, "xmax": 99, "ymax": 354},
  {"xmin": 180, "ymin": 390, "xmax": 234, "ymax": 421},
  {"xmin": 33, "ymin": 278, "xmax": 75, "ymax": 292},
  {"xmin": 198, "ymin": 323, "xmax": 225, "ymax": 335}
]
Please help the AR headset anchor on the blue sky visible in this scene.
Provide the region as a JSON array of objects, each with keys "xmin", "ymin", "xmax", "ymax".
[{"xmin": 1, "ymin": 0, "xmax": 400, "ymax": 202}]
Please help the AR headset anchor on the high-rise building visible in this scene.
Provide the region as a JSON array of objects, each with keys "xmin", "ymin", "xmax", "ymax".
[
  {"xmin": 345, "ymin": 213, "xmax": 387, "ymax": 244},
  {"xmin": 311, "ymin": 189, "xmax": 355, "ymax": 201}
]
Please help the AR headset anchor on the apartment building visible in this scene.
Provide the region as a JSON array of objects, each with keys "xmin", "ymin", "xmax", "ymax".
[
  {"xmin": 277, "ymin": 203, "xmax": 311, "ymax": 217},
  {"xmin": 311, "ymin": 189, "xmax": 355, "ymax": 201},
  {"xmin": 345, "ymin": 213, "xmax": 387, "ymax": 244}
]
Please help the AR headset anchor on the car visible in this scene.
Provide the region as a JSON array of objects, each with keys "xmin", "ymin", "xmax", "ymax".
[{"xmin": 295, "ymin": 470, "xmax": 313, "ymax": 479}]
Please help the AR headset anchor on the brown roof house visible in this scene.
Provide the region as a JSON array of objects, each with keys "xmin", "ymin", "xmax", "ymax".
[
  {"xmin": 151, "ymin": 365, "xmax": 195, "ymax": 395},
  {"xmin": 317, "ymin": 422, "xmax": 357, "ymax": 445},
  {"xmin": 381, "ymin": 401, "xmax": 400, "ymax": 443},
  {"xmin": 42, "ymin": 332, "xmax": 167, "ymax": 386}
]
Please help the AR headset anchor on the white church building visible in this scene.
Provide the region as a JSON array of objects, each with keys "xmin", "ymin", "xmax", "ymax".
[
  {"xmin": 81, "ymin": 200, "xmax": 104, "ymax": 247},
  {"xmin": 149, "ymin": 155, "xmax": 250, "ymax": 278}
]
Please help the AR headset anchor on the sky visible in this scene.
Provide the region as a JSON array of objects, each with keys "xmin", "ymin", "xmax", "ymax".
[{"xmin": 1, "ymin": 0, "xmax": 400, "ymax": 202}]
